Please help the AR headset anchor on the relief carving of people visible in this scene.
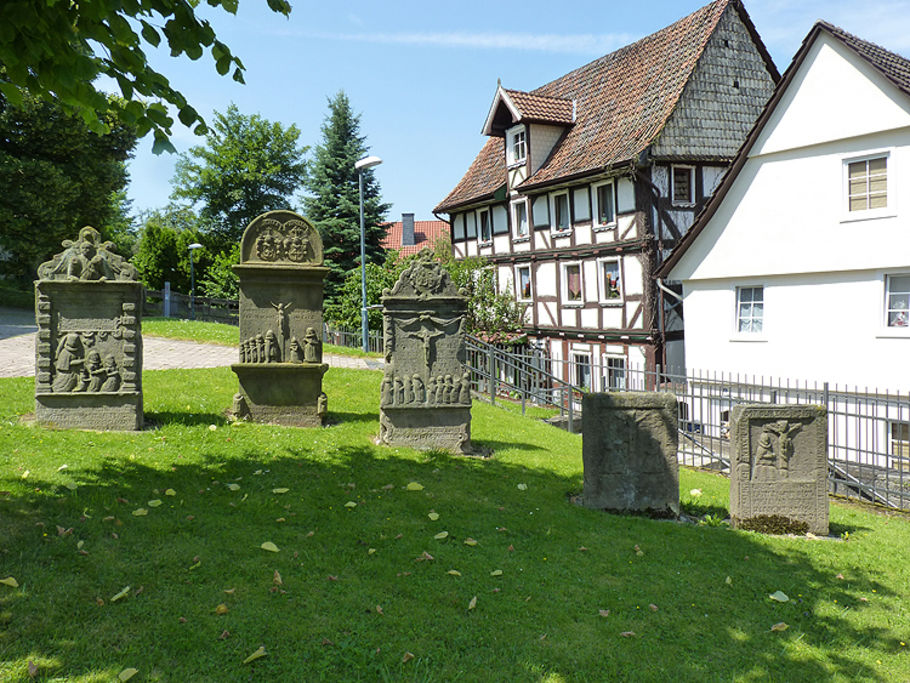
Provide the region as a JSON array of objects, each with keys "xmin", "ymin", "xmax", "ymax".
[
  {"xmin": 38, "ymin": 226, "xmax": 137, "ymax": 281},
  {"xmin": 100, "ymin": 356, "xmax": 121, "ymax": 392},
  {"xmin": 288, "ymin": 337, "xmax": 303, "ymax": 363},
  {"xmin": 52, "ymin": 333, "xmax": 84, "ymax": 392},
  {"xmin": 751, "ymin": 420, "xmax": 803, "ymax": 480},
  {"xmin": 304, "ymin": 327, "xmax": 320, "ymax": 363}
]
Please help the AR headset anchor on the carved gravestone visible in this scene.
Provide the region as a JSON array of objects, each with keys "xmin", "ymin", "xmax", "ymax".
[
  {"xmin": 730, "ymin": 404, "xmax": 828, "ymax": 535},
  {"xmin": 380, "ymin": 251, "xmax": 471, "ymax": 452},
  {"xmin": 231, "ymin": 211, "xmax": 329, "ymax": 427},
  {"xmin": 34, "ymin": 226, "xmax": 143, "ymax": 430},
  {"xmin": 582, "ymin": 392, "xmax": 679, "ymax": 516}
]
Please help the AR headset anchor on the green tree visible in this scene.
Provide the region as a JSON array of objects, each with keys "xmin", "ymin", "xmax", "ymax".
[
  {"xmin": 197, "ymin": 243, "xmax": 240, "ymax": 300},
  {"xmin": 132, "ymin": 205, "xmax": 211, "ymax": 292},
  {"xmin": 0, "ymin": 92, "xmax": 137, "ymax": 283},
  {"xmin": 326, "ymin": 256, "xmax": 413, "ymax": 330},
  {"xmin": 0, "ymin": 0, "xmax": 291, "ymax": 153},
  {"xmin": 303, "ymin": 91, "xmax": 390, "ymax": 305},
  {"xmin": 171, "ymin": 104, "xmax": 307, "ymax": 245}
]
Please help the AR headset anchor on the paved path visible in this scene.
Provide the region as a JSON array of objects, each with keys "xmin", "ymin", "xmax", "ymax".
[{"xmin": 0, "ymin": 307, "xmax": 383, "ymax": 378}]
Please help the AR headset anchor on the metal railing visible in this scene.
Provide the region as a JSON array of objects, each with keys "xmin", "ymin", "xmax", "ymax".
[
  {"xmin": 464, "ymin": 339, "xmax": 910, "ymax": 511},
  {"xmin": 322, "ymin": 323, "xmax": 383, "ymax": 354},
  {"xmin": 144, "ymin": 287, "xmax": 239, "ymax": 325}
]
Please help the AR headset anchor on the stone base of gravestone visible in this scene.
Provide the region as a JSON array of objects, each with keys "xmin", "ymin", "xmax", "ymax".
[
  {"xmin": 730, "ymin": 404, "xmax": 828, "ymax": 536},
  {"xmin": 35, "ymin": 392, "xmax": 143, "ymax": 430},
  {"xmin": 380, "ymin": 407, "xmax": 472, "ymax": 453},
  {"xmin": 232, "ymin": 363, "xmax": 328, "ymax": 427},
  {"xmin": 582, "ymin": 392, "xmax": 679, "ymax": 516}
]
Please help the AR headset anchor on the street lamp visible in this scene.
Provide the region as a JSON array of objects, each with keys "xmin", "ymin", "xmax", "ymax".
[
  {"xmin": 354, "ymin": 154, "xmax": 382, "ymax": 352},
  {"xmin": 188, "ymin": 242, "xmax": 202, "ymax": 320}
]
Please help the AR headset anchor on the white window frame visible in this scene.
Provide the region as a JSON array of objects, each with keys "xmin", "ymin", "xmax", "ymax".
[
  {"xmin": 551, "ymin": 191, "xmax": 572, "ymax": 235},
  {"xmin": 510, "ymin": 197, "xmax": 530, "ymax": 240},
  {"xmin": 506, "ymin": 125, "xmax": 527, "ymax": 167},
  {"xmin": 477, "ymin": 208, "xmax": 492, "ymax": 244},
  {"xmin": 571, "ymin": 349, "xmax": 593, "ymax": 391},
  {"xmin": 890, "ymin": 420, "xmax": 909, "ymax": 471},
  {"xmin": 514, "ymin": 264, "xmax": 532, "ymax": 302},
  {"xmin": 592, "ymin": 179, "xmax": 617, "ymax": 229},
  {"xmin": 733, "ymin": 285, "xmax": 764, "ymax": 338},
  {"xmin": 596, "ymin": 257, "xmax": 623, "ymax": 305},
  {"xmin": 882, "ymin": 272, "xmax": 910, "ymax": 336},
  {"xmin": 602, "ymin": 354, "xmax": 627, "ymax": 390},
  {"xmin": 671, "ymin": 165, "xmax": 695, "ymax": 206},
  {"xmin": 843, "ymin": 151, "xmax": 892, "ymax": 221},
  {"xmin": 561, "ymin": 261, "xmax": 584, "ymax": 306}
]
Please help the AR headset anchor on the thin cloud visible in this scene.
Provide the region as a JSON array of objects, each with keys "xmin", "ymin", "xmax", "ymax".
[{"xmin": 282, "ymin": 30, "xmax": 636, "ymax": 55}]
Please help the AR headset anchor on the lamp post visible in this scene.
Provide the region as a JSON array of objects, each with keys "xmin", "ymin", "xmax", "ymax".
[
  {"xmin": 354, "ymin": 154, "xmax": 382, "ymax": 352},
  {"xmin": 188, "ymin": 242, "xmax": 202, "ymax": 320}
]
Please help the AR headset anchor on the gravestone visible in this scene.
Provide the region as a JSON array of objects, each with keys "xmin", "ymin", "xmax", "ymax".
[
  {"xmin": 34, "ymin": 226, "xmax": 143, "ymax": 430},
  {"xmin": 582, "ymin": 392, "xmax": 679, "ymax": 516},
  {"xmin": 730, "ymin": 404, "xmax": 828, "ymax": 535},
  {"xmin": 379, "ymin": 251, "xmax": 471, "ymax": 453},
  {"xmin": 231, "ymin": 211, "xmax": 329, "ymax": 427}
]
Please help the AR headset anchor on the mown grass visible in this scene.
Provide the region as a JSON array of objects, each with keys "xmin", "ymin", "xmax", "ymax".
[
  {"xmin": 1, "ymin": 367, "xmax": 909, "ymax": 681},
  {"xmin": 143, "ymin": 317, "xmax": 382, "ymax": 359}
]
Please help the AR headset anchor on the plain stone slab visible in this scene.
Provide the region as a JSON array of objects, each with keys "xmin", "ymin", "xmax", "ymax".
[
  {"xmin": 730, "ymin": 404, "xmax": 828, "ymax": 535},
  {"xmin": 582, "ymin": 392, "xmax": 679, "ymax": 516}
]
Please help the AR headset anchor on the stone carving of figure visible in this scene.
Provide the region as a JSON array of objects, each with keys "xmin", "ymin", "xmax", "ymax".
[
  {"xmin": 753, "ymin": 427, "xmax": 778, "ymax": 480},
  {"xmin": 265, "ymin": 330, "xmax": 281, "ymax": 363},
  {"xmin": 304, "ymin": 327, "xmax": 320, "ymax": 363},
  {"xmin": 53, "ymin": 333, "xmax": 84, "ymax": 392},
  {"xmin": 394, "ymin": 377, "xmax": 405, "ymax": 405},
  {"xmin": 766, "ymin": 420, "xmax": 802, "ymax": 477},
  {"xmin": 83, "ymin": 350, "xmax": 105, "ymax": 392},
  {"xmin": 459, "ymin": 372, "xmax": 471, "ymax": 404},
  {"xmin": 239, "ymin": 340, "xmax": 246, "ymax": 363},
  {"xmin": 255, "ymin": 334, "xmax": 264, "ymax": 363},
  {"xmin": 435, "ymin": 375, "xmax": 445, "ymax": 404},
  {"xmin": 404, "ymin": 376, "xmax": 414, "ymax": 404},
  {"xmin": 271, "ymin": 301, "xmax": 293, "ymax": 353},
  {"xmin": 381, "ymin": 375, "xmax": 393, "ymax": 405},
  {"xmin": 232, "ymin": 393, "xmax": 250, "ymax": 420},
  {"xmin": 406, "ymin": 324, "xmax": 444, "ymax": 373},
  {"xmin": 412, "ymin": 375, "xmax": 425, "ymax": 404},
  {"xmin": 101, "ymin": 356, "xmax": 121, "ymax": 392},
  {"xmin": 288, "ymin": 337, "xmax": 303, "ymax": 363},
  {"xmin": 425, "ymin": 376, "xmax": 436, "ymax": 405},
  {"xmin": 317, "ymin": 392, "xmax": 328, "ymax": 418},
  {"xmin": 443, "ymin": 375, "xmax": 454, "ymax": 404}
]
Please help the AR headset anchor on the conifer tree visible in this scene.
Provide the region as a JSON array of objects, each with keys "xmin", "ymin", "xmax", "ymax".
[{"xmin": 303, "ymin": 91, "xmax": 389, "ymax": 304}]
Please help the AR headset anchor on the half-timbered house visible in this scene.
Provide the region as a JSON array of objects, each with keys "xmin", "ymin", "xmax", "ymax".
[{"xmin": 433, "ymin": 0, "xmax": 778, "ymax": 388}]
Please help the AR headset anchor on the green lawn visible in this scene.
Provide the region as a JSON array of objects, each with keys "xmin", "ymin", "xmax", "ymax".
[
  {"xmin": 1, "ymin": 367, "xmax": 908, "ymax": 681},
  {"xmin": 143, "ymin": 317, "xmax": 382, "ymax": 359}
]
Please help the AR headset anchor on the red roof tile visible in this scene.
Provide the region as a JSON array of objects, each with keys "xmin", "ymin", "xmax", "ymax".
[
  {"xmin": 503, "ymin": 89, "xmax": 575, "ymax": 125},
  {"xmin": 435, "ymin": 0, "xmax": 734, "ymax": 212},
  {"xmin": 381, "ymin": 219, "xmax": 450, "ymax": 257}
]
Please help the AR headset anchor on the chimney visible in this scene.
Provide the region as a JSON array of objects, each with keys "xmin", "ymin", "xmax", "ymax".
[{"xmin": 401, "ymin": 213, "xmax": 415, "ymax": 246}]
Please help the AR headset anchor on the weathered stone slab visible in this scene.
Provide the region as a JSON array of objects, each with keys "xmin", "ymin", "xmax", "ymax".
[
  {"xmin": 380, "ymin": 251, "xmax": 471, "ymax": 453},
  {"xmin": 582, "ymin": 392, "xmax": 678, "ymax": 516},
  {"xmin": 231, "ymin": 211, "xmax": 329, "ymax": 426},
  {"xmin": 730, "ymin": 404, "xmax": 828, "ymax": 535},
  {"xmin": 34, "ymin": 226, "xmax": 143, "ymax": 430}
]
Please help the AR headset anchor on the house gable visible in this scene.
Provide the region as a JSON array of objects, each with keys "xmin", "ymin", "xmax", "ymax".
[{"xmin": 651, "ymin": 2, "xmax": 777, "ymax": 160}]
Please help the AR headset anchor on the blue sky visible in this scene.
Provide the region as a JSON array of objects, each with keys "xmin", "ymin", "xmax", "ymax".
[{"xmin": 125, "ymin": 0, "xmax": 910, "ymax": 223}]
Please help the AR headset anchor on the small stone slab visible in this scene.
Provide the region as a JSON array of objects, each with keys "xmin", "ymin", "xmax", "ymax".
[
  {"xmin": 582, "ymin": 392, "xmax": 679, "ymax": 516},
  {"xmin": 730, "ymin": 404, "xmax": 828, "ymax": 535}
]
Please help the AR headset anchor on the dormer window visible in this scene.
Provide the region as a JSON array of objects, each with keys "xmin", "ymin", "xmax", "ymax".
[{"xmin": 507, "ymin": 126, "xmax": 527, "ymax": 166}]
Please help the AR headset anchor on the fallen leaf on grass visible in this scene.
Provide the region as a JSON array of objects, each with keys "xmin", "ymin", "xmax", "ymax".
[
  {"xmin": 406, "ymin": 482, "xmax": 424, "ymax": 491},
  {"xmin": 273, "ymin": 570, "xmax": 282, "ymax": 585},
  {"xmin": 21, "ymin": 470, "xmax": 29, "ymax": 479},
  {"xmin": 859, "ymin": 597, "xmax": 869, "ymax": 603},
  {"xmin": 434, "ymin": 531, "xmax": 449, "ymax": 540},
  {"xmin": 327, "ymin": 575, "xmax": 339, "ymax": 581},
  {"xmin": 224, "ymin": 588, "xmax": 235, "ymax": 594},
  {"xmin": 517, "ymin": 483, "xmax": 528, "ymax": 491},
  {"xmin": 771, "ymin": 622, "xmax": 789, "ymax": 632},
  {"xmin": 110, "ymin": 586, "xmax": 131, "ymax": 602},
  {"xmin": 463, "ymin": 538, "xmax": 478, "ymax": 546},
  {"xmin": 56, "ymin": 526, "xmax": 72, "ymax": 536},
  {"xmin": 620, "ymin": 631, "xmax": 636, "ymax": 638},
  {"xmin": 260, "ymin": 542, "xmax": 279, "ymax": 553},
  {"xmin": 344, "ymin": 501, "xmax": 357, "ymax": 508},
  {"xmin": 382, "ymin": 483, "xmax": 395, "ymax": 490},
  {"xmin": 490, "ymin": 569, "xmax": 503, "ymax": 577},
  {"xmin": 275, "ymin": 517, "xmax": 286, "ymax": 523},
  {"xmin": 118, "ymin": 667, "xmax": 138, "ymax": 681},
  {"xmin": 57, "ymin": 464, "xmax": 68, "ymax": 471},
  {"xmin": 689, "ymin": 488, "xmax": 702, "ymax": 497},
  {"xmin": 375, "ymin": 605, "xmax": 384, "ymax": 615},
  {"xmin": 147, "ymin": 499, "xmax": 162, "ymax": 508},
  {"xmin": 368, "ymin": 548, "xmax": 376, "ymax": 555},
  {"xmin": 415, "ymin": 551, "xmax": 434, "ymax": 562},
  {"xmin": 468, "ymin": 596, "xmax": 477, "ymax": 610},
  {"xmin": 215, "ymin": 603, "xmax": 229, "ymax": 615},
  {"xmin": 634, "ymin": 545, "xmax": 644, "ymax": 556},
  {"xmin": 226, "ymin": 483, "xmax": 241, "ymax": 492},
  {"xmin": 598, "ymin": 609, "xmax": 610, "ymax": 618},
  {"xmin": 402, "ymin": 652, "xmax": 415, "ymax": 663},
  {"xmin": 178, "ymin": 617, "xmax": 187, "ymax": 623},
  {"xmin": 578, "ymin": 546, "xmax": 588, "ymax": 552},
  {"xmin": 649, "ymin": 604, "xmax": 659, "ymax": 611},
  {"xmin": 836, "ymin": 573, "xmax": 845, "ymax": 580},
  {"xmin": 165, "ymin": 489, "xmax": 176, "ymax": 496},
  {"xmin": 725, "ymin": 576, "xmax": 733, "ymax": 585},
  {"xmin": 219, "ymin": 630, "xmax": 230, "ymax": 640},
  {"xmin": 242, "ymin": 646, "xmax": 267, "ymax": 664},
  {"xmin": 427, "ymin": 512, "xmax": 440, "ymax": 521},
  {"xmin": 131, "ymin": 508, "xmax": 148, "ymax": 517},
  {"xmin": 28, "ymin": 660, "xmax": 37, "ymax": 678},
  {"xmin": 64, "ymin": 481, "xmax": 78, "ymax": 491},
  {"xmin": 769, "ymin": 591, "xmax": 789, "ymax": 603},
  {"xmin": 306, "ymin": 531, "xmax": 315, "ymax": 537},
  {"xmin": 272, "ymin": 488, "xmax": 289, "ymax": 494},
  {"xmin": 447, "ymin": 570, "xmax": 462, "ymax": 576}
]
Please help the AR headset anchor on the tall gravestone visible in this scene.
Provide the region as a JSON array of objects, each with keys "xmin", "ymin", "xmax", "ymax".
[
  {"xmin": 231, "ymin": 211, "xmax": 329, "ymax": 427},
  {"xmin": 730, "ymin": 404, "xmax": 828, "ymax": 535},
  {"xmin": 380, "ymin": 251, "xmax": 471, "ymax": 453},
  {"xmin": 34, "ymin": 226, "xmax": 143, "ymax": 430},
  {"xmin": 582, "ymin": 392, "xmax": 679, "ymax": 516}
]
